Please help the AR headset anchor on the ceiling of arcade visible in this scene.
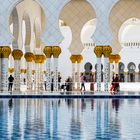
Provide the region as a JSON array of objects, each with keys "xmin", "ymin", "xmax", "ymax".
[
  {"xmin": 3, "ymin": 0, "xmax": 140, "ymax": 57},
  {"xmin": 60, "ymin": 0, "xmax": 95, "ymax": 54},
  {"xmin": 110, "ymin": 0, "xmax": 140, "ymax": 54},
  {"xmin": 9, "ymin": 0, "xmax": 45, "ymax": 53}
]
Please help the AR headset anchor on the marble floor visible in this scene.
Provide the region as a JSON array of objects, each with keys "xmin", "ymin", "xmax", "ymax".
[{"xmin": 1, "ymin": 83, "xmax": 140, "ymax": 96}]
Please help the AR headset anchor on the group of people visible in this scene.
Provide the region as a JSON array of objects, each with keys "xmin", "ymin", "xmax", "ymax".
[
  {"xmin": 60, "ymin": 77, "xmax": 73, "ymax": 93},
  {"xmin": 7, "ymin": 73, "xmax": 120, "ymax": 94},
  {"xmin": 110, "ymin": 74, "xmax": 120, "ymax": 94},
  {"xmin": 80, "ymin": 73, "xmax": 121, "ymax": 94}
]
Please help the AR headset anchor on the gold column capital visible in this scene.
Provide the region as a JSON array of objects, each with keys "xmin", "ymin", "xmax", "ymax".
[
  {"xmin": 20, "ymin": 69, "xmax": 26, "ymax": 74},
  {"xmin": 40, "ymin": 55, "xmax": 46, "ymax": 64},
  {"xmin": 76, "ymin": 55, "xmax": 83, "ymax": 64},
  {"xmin": 8, "ymin": 68, "xmax": 14, "ymax": 73},
  {"xmin": 109, "ymin": 54, "xmax": 115, "ymax": 63},
  {"xmin": 94, "ymin": 46, "xmax": 103, "ymax": 58},
  {"xmin": 52, "ymin": 46, "xmax": 61, "ymax": 58},
  {"xmin": 114, "ymin": 54, "xmax": 121, "ymax": 63},
  {"xmin": 12, "ymin": 49, "xmax": 23, "ymax": 60},
  {"xmin": 0, "ymin": 46, "xmax": 11, "ymax": 58},
  {"xmin": 24, "ymin": 52, "xmax": 34, "ymax": 62},
  {"xmin": 103, "ymin": 46, "xmax": 112, "ymax": 58},
  {"xmin": 43, "ymin": 46, "xmax": 52, "ymax": 58},
  {"xmin": 34, "ymin": 54, "xmax": 46, "ymax": 64},
  {"xmin": 32, "ymin": 70, "xmax": 35, "ymax": 75},
  {"xmin": 70, "ymin": 55, "xmax": 77, "ymax": 63}
]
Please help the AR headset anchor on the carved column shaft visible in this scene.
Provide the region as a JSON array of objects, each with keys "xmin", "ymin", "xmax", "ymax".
[
  {"xmin": 94, "ymin": 46, "xmax": 103, "ymax": 91},
  {"xmin": 0, "ymin": 47, "xmax": 11, "ymax": 92},
  {"xmin": 43, "ymin": 46, "xmax": 52, "ymax": 92},
  {"xmin": 25, "ymin": 52, "xmax": 34, "ymax": 91},
  {"xmin": 12, "ymin": 49, "xmax": 23, "ymax": 92},
  {"xmin": 76, "ymin": 55, "xmax": 83, "ymax": 90},
  {"xmin": 52, "ymin": 46, "xmax": 61, "ymax": 92},
  {"xmin": 103, "ymin": 46, "xmax": 112, "ymax": 92},
  {"xmin": 70, "ymin": 55, "xmax": 77, "ymax": 90}
]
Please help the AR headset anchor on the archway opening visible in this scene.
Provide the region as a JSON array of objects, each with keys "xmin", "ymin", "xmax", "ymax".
[
  {"xmin": 127, "ymin": 62, "xmax": 136, "ymax": 82},
  {"xmin": 119, "ymin": 62, "xmax": 125, "ymax": 82},
  {"xmin": 8, "ymin": 0, "xmax": 46, "ymax": 85},
  {"xmin": 59, "ymin": 0, "xmax": 96, "ymax": 82}
]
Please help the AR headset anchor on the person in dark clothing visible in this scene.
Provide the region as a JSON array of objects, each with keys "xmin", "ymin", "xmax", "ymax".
[
  {"xmin": 51, "ymin": 78, "xmax": 54, "ymax": 92},
  {"xmin": 114, "ymin": 74, "xmax": 120, "ymax": 93},
  {"xmin": 66, "ymin": 77, "xmax": 70, "ymax": 92},
  {"xmin": 23, "ymin": 78, "xmax": 26, "ymax": 85},
  {"xmin": 8, "ymin": 75, "xmax": 14, "ymax": 91},
  {"xmin": 110, "ymin": 75, "xmax": 115, "ymax": 93},
  {"xmin": 130, "ymin": 73, "xmax": 133, "ymax": 82},
  {"xmin": 44, "ymin": 81, "xmax": 47, "ymax": 91},
  {"xmin": 58, "ymin": 75, "xmax": 61, "ymax": 90}
]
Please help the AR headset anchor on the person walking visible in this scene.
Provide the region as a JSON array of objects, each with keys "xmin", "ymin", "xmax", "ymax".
[
  {"xmin": 110, "ymin": 75, "xmax": 115, "ymax": 93},
  {"xmin": 114, "ymin": 74, "xmax": 120, "ymax": 94},
  {"xmin": 80, "ymin": 73, "xmax": 86, "ymax": 92},
  {"xmin": 8, "ymin": 75, "xmax": 14, "ymax": 91},
  {"xmin": 58, "ymin": 75, "xmax": 61, "ymax": 90}
]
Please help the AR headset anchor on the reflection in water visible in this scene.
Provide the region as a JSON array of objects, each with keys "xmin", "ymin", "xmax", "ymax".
[
  {"xmin": 112, "ymin": 99, "xmax": 121, "ymax": 112},
  {"xmin": 0, "ymin": 99, "xmax": 139, "ymax": 139}
]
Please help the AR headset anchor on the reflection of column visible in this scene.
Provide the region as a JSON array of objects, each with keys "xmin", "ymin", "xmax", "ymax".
[
  {"xmin": 12, "ymin": 49, "xmax": 23, "ymax": 92},
  {"xmin": 103, "ymin": 46, "xmax": 112, "ymax": 91},
  {"xmin": 103, "ymin": 100, "xmax": 109, "ymax": 138},
  {"xmin": 0, "ymin": 47, "xmax": 11, "ymax": 91},
  {"xmin": 24, "ymin": 52, "xmax": 34, "ymax": 91},
  {"xmin": 52, "ymin": 46, "xmax": 61, "ymax": 92},
  {"xmin": 96, "ymin": 100, "xmax": 101, "ymax": 139},
  {"xmin": 43, "ymin": 47, "xmax": 52, "ymax": 91},
  {"xmin": 94, "ymin": 46, "xmax": 103, "ymax": 91},
  {"xmin": 70, "ymin": 55, "xmax": 77, "ymax": 90},
  {"xmin": 53, "ymin": 101, "xmax": 58, "ymax": 139},
  {"xmin": 77, "ymin": 55, "xmax": 83, "ymax": 90}
]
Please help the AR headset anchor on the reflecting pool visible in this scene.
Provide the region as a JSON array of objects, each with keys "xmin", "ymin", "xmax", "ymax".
[{"xmin": 0, "ymin": 98, "xmax": 140, "ymax": 139}]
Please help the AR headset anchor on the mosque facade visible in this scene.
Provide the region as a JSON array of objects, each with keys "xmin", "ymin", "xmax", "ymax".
[{"xmin": 0, "ymin": 0, "xmax": 140, "ymax": 92}]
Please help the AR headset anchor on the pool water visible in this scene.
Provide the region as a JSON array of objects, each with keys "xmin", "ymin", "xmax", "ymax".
[{"xmin": 0, "ymin": 99, "xmax": 140, "ymax": 140}]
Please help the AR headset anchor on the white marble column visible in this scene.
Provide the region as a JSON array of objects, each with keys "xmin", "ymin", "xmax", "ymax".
[
  {"xmin": 12, "ymin": 50, "xmax": 23, "ymax": 92},
  {"xmin": 72, "ymin": 63, "xmax": 76, "ymax": 90},
  {"xmin": 77, "ymin": 63, "xmax": 80, "ymax": 90},
  {"xmin": 104, "ymin": 58, "xmax": 110, "ymax": 91},
  {"xmin": 53, "ymin": 58, "xmax": 58, "ymax": 92},
  {"xmin": 115, "ymin": 62, "xmax": 119, "ymax": 74},
  {"xmin": 52, "ymin": 46, "xmax": 61, "ymax": 92},
  {"xmin": 24, "ymin": 52, "xmax": 34, "ymax": 91},
  {"xmin": 13, "ymin": 60, "xmax": 21, "ymax": 91},
  {"xmin": 43, "ymin": 47, "xmax": 52, "ymax": 92},
  {"xmin": 94, "ymin": 46, "xmax": 103, "ymax": 92},
  {"xmin": 26, "ymin": 62, "xmax": 33, "ymax": 90},
  {"xmin": 46, "ymin": 58, "xmax": 51, "ymax": 91},
  {"xmin": 97, "ymin": 58, "xmax": 102, "ymax": 91},
  {"xmin": 110, "ymin": 63, "xmax": 113, "ymax": 82},
  {"xmin": 40, "ymin": 63, "xmax": 44, "ymax": 91},
  {"xmin": 1, "ymin": 58, "xmax": 9, "ymax": 91},
  {"xmin": 0, "ymin": 47, "xmax": 11, "ymax": 92},
  {"xmin": 34, "ymin": 63, "xmax": 40, "ymax": 91},
  {"xmin": 76, "ymin": 55, "xmax": 83, "ymax": 90},
  {"xmin": 103, "ymin": 46, "xmax": 112, "ymax": 92}
]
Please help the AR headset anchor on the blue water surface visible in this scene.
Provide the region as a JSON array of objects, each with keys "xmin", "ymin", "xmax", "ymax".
[{"xmin": 0, "ymin": 98, "xmax": 140, "ymax": 140}]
